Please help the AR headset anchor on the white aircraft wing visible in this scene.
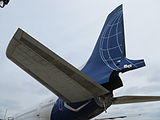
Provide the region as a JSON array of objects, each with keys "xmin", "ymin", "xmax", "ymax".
[
  {"xmin": 113, "ymin": 96, "xmax": 160, "ymax": 104},
  {"xmin": 6, "ymin": 28, "xmax": 109, "ymax": 103}
]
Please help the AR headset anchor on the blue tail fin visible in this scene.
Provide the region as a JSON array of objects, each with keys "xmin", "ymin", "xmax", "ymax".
[{"xmin": 81, "ymin": 5, "xmax": 145, "ymax": 91}]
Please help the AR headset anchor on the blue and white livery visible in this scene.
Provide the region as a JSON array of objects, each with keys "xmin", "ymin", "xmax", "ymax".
[{"xmin": 6, "ymin": 5, "xmax": 160, "ymax": 120}]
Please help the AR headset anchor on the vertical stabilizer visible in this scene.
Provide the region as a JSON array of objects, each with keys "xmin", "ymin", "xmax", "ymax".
[{"xmin": 81, "ymin": 5, "xmax": 145, "ymax": 91}]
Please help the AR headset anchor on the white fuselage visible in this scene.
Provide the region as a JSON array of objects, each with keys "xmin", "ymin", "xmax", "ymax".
[{"xmin": 13, "ymin": 97, "xmax": 55, "ymax": 120}]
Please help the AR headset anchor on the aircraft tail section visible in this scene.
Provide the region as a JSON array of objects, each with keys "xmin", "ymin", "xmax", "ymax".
[{"xmin": 81, "ymin": 5, "xmax": 145, "ymax": 90}]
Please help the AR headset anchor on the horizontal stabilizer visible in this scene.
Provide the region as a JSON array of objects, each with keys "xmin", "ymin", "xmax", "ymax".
[
  {"xmin": 6, "ymin": 28, "xmax": 109, "ymax": 103},
  {"xmin": 113, "ymin": 96, "xmax": 160, "ymax": 104},
  {"xmin": 95, "ymin": 114, "xmax": 141, "ymax": 120}
]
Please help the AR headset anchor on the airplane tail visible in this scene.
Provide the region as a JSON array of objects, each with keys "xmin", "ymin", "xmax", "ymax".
[{"xmin": 81, "ymin": 5, "xmax": 145, "ymax": 91}]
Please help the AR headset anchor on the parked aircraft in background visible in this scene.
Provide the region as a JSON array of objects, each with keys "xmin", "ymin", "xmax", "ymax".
[{"xmin": 5, "ymin": 5, "xmax": 160, "ymax": 120}]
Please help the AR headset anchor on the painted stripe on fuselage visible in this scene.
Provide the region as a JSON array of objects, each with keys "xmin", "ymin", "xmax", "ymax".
[{"xmin": 51, "ymin": 99, "xmax": 103, "ymax": 120}]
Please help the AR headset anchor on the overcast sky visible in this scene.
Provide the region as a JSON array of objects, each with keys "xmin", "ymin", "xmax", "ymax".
[{"xmin": 0, "ymin": 0, "xmax": 160, "ymax": 119}]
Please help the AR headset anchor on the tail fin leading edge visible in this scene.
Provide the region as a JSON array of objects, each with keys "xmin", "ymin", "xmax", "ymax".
[{"xmin": 81, "ymin": 5, "xmax": 145, "ymax": 90}]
